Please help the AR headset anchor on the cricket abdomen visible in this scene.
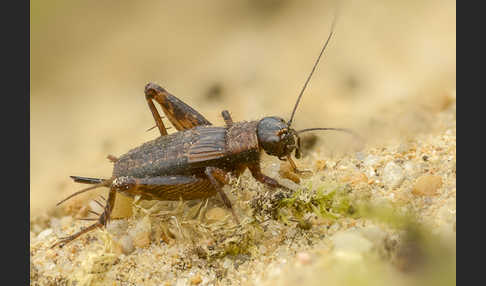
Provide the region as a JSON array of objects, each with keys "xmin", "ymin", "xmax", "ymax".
[{"xmin": 112, "ymin": 175, "xmax": 217, "ymax": 201}]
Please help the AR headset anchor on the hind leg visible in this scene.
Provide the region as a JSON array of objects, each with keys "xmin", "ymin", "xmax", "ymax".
[
  {"xmin": 52, "ymin": 187, "xmax": 118, "ymax": 248},
  {"xmin": 144, "ymin": 83, "xmax": 212, "ymax": 135}
]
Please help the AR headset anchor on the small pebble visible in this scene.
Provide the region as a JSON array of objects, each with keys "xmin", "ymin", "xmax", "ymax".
[
  {"xmin": 133, "ymin": 231, "xmax": 151, "ymax": 248},
  {"xmin": 403, "ymin": 161, "xmax": 420, "ymax": 178},
  {"xmin": 314, "ymin": 160, "xmax": 327, "ymax": 172},
  {"xmin": 222, "ymin": 258, "xmax": 233, "ymax": 269},
  {"xmin": 130, "ymin": 216, "xmax": 152, "ymax": 248},
  {"xmin": 106, "ymin": 219, "xmax": 128, "ymax": 237},
  {"xmin": 366, "ymin": 168, "xmax": 376, "ymax": 178},
  {"xmin": 119, "ymin": 235, "xmax": 134, "ymax": 254},
  {"xmin": 60, "ymin": 216, "xmax": 73, "ymax": 229},
  {"xmin": 109, "ymin": 239, "xmax": 124, "ymax": 255},
  {"xmin": 190, "ymin": 273, "xmax": 203, "ymax": 285},
  {"xmin": 382, "ymin": 162, "xmax": 405, "ymax": 188},
  {"xmin": 37, "ymin": 228, "xmax": 53, "ymax": 241},
  {"xmin": 206, "ymin": 207, "xmax": 228, "ymax": 221},
  {"xmin": 355, "ymin": 152, "xmax": 366, "ymax": 161},
  {"xmin": 345, "ymin": 172, "xmax": 368, "ymax": 185},
  {"xmin": 363, "ymin": 155, "xmax": 380, "ymax": 167},
  {"xmin": 296, "ymin": 252, "xmax": 312, "ymax": 265},
  {"xmin": 331, "ymin": 230, "xmax": 373, "ymax": 254},
  {"xmin": 259, "ymin": 245, "xmax": 267, "ymax": 254},
  {"xmin": 50, "ymin": 218, "xmax": 61, "ymax": 231},
  {"xmin": 412, "ymin": 175, "xmax": 442, "ymax": 196}
]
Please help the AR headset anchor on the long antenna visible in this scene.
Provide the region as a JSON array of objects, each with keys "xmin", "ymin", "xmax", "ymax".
[
  {"xmin": 287, "ymin": 16, "xmax": 336, "ymax": 127},
  {"xmin": 297, "ymin": 127, "xmax": 357, "ymax": 137},
  {"xmin": 297, "ymin": 127, "xmax": 364, "ymax": 144}
]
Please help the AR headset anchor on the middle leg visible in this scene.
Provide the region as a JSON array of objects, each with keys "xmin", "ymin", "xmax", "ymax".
[
  {"xmin": 204, "ymin": 167, "xmax": 240, "ymax": 224},
  {"xmin": 221, "ymin": 110, "xmax": 233, "ymax": 128}
]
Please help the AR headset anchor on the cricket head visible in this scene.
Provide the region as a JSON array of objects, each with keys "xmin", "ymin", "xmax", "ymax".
[
  {"xmin": 256, "ymin": 116, "xmax": 300, "ymax": 159},
  {"xmin": 256, "ymin": 115, "xmax": 361, "ymax": 162}
]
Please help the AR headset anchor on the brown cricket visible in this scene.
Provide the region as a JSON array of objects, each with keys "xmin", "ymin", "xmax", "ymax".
[{"xmin": 52, "ymin": 18, "xmax": 360, "ymax": 248}]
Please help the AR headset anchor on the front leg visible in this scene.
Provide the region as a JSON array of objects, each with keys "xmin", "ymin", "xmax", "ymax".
[
  {"xmin": 248, "ymin": 163, "xmax": 292, "ymax": 191},
  {"xmin": 285, "ymin": 155, "xmax": 312, "ymax": 175}
]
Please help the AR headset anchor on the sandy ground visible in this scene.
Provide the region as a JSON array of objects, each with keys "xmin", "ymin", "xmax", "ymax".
[{"xmin": 30, "ymin": 0, "xmax": 455, "ymax": 285}]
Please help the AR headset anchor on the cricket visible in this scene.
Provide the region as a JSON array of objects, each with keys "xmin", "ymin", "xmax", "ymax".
[{"xmin": 53, "ymin": 18, "xmax": 359, "ymax": 248}]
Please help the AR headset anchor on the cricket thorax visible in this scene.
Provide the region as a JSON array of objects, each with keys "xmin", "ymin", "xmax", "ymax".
[
  {"xmin": 225, "ymin": 121, "xmax": 260, "ymax": 161},
  {"xmin": 187, "ymin": 122, "xmax": 260, "ymax": 169}
]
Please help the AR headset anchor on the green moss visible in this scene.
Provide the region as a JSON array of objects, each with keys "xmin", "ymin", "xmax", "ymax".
[
  {"xmin": 356, "ymin": 200, "xmax": 417, "ymax": 230},
  {"xmin": 223, "ymin": 239, "xmax": 251, "ymax": 256},
  {"xmin": 202, "ymin": 220, "xmax": 264, "ymax": 259},
  {"xmin": 277, "ymin": 181, "xmax": 356, "ymax": 223}
]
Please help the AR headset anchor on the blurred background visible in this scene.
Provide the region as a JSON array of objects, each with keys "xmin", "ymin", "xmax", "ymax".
[{"xmin": 30, "ymin": 0, "xmax": 455, "ymax": 217}]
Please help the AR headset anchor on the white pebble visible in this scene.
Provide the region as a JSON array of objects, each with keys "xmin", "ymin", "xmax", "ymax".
[
  {"xmin": 363, "ymin": 155, "xmax": 381, "ymax": 167},
  {"xmin": 296, "ymin": 252, "xmax": 312, "ymax": 265},
  {"xmin": 129, "ymin": 216, "xmax": 151, "ymax": 237},
  {"xmin": 366, "ymin": 168, "xmax": 376, "ymax": 178},
  {"xmin": 355, "ymin": 152, "xmax": 366, "ymax": 161},
  {"xmin": 176, "ymin": 278, "xmax": 187, "ymax": 286},
  {"xmin": 37, "ymin": 228, "xmax": 53, "ymax": 241},
  {"xmin": 106, "ymin": 220, "xmax": 128, "ymax": 237},
  {"xmin": 331, "ymin": 230, "xmax": 373, "ymax": 254},
  {"xmin": 222, "ymin": 258, "xmax": 233, "ymax": 269},
  {"xmin": 50, "ymin": 218, "xmax": 61, "ymax": 231},
  {"xmin": 403, "ymin": 161, "xmax": 420, "ymax": 178},
  {"xmin": 360, "ymin": 225, "xmax": 386, "ymax": 243},
  {"xmin": 119, "ymin": 235, "xmax": 134, "ymax": 254},
  {"xmin": 382, "ymin": 161, "xmax": 405, "ymax": 188},
  {"xmin": 259, "ymin": 245, "xmax": 267, "ymax": 254}
]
